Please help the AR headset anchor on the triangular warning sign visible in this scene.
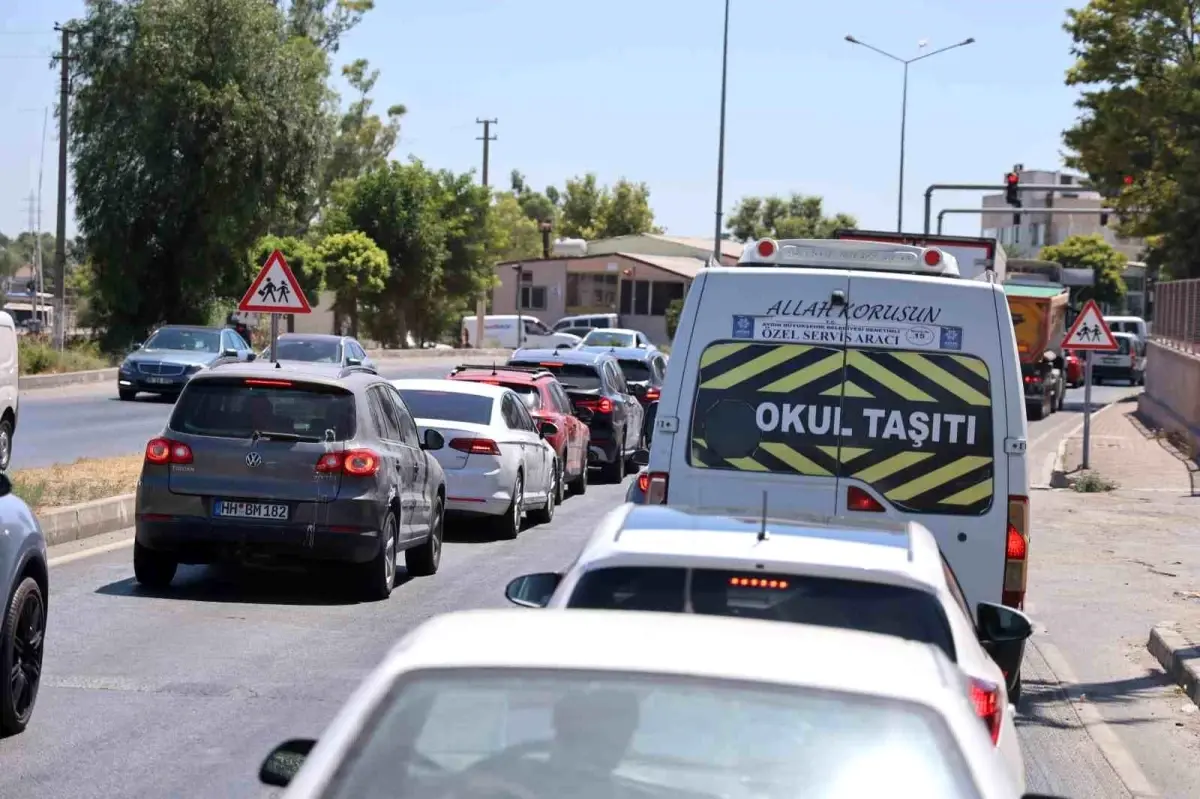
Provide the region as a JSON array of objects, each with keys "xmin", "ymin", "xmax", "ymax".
[
  {"xmin": 238, "ymin": 249, "xmax": 312, "ymax": 314},
  {"xmin": 1062, "ymin": 299, "xmax": 1118, "ymax": 351}
]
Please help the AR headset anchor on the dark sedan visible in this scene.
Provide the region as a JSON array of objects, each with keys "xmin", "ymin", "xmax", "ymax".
[
  {"xmin": 118, "ymin": 325, "xmax": 256, "ymax": 401},
  {"xmin": 260, "ymin": 333, "xmax": 376, "ymax": 372}
]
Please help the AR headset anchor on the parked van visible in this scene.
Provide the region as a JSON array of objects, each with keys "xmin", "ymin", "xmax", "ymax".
[
  {"xmin": 1103, "ymin": 315, "xmax": 1148, "ymax": 343},
  {"xmin": 0, "ymin": 313, "xmax": 18, "ymax": 470},
  {"xmin": 461, "ymin": 315, "xmax": 581, "ymax": 350},
  {"xmin": 552, "ymin": 313, "xmax": 620, "ymax": 333},
  {"xmin": 637, "ymin": 238, "xmax": 1029, "ymax": 613}
]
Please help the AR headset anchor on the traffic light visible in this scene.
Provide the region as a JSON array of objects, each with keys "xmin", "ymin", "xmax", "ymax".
[{"xmin": 1004, "ymin": 172, "xmax": 1021, "ymax": 207}]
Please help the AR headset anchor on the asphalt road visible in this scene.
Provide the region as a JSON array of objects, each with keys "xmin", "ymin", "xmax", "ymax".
[
  {"xmin": 0, "ymin": 445, "xmax": 1163, "ymax": 799},
  {"xmin": 12, "ymin": 357, "xmax": 482, "ymax": 470}
]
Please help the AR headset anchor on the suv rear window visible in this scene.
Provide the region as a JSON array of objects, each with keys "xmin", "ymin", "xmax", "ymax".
[
  {"xmin": 395, "ymin": 389, "xmax": 493, "ymax": 425},
  {"xmin": 689, "ymin": 342, "xmax": 995, "ymax": 516},
  {"xmin": 171, "ymin": 379, "xmax": 356, "ymax": 440},
  {"xmin": 510, "ymin": 361, "xmax": 601, "ymax": 392},
  {"xmin": 618, "ymin": 359, "xmax": 652, "ymax": 382},
  {"xmin": 566, "ymin": 566, "xmax": 956, "ymax": 660}
]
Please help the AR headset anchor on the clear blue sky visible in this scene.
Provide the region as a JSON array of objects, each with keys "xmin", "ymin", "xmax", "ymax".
[{"xmin": 0, "ymin": 0, "xmax": 1082, "ymax": 242}]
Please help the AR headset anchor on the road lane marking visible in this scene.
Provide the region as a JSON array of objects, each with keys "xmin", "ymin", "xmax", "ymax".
[{"xmin": 49, "ymin": 536, "xmax": 134, "ymax": 567}]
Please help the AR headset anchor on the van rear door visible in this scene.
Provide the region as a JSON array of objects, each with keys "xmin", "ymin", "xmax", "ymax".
[
  {"xmin": 666, "ymin": 268, "xmax": 852, "ymax": 516},
  {"xmin": 836, "ymin": 271, "xmax": 1009, "ymax": 609}
]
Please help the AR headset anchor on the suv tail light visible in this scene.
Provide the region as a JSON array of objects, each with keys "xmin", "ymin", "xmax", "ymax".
[
  {"xmin": 1003, "ymin": 496, "xmax": 1029, "ymax": 608},
  {"xmin": 969, "ymin": 677, "xmax": 1003, "ymax": 744},
  {"xmin": 315, "ymin": 448, "xmax": 381, "ymax": 476},
  {"xmin": 644, "ymin": 387, "xmax": 660, "ymax": 401},
  {"xmin": 644, "ymin": 472, "xmax": 669, "ymax": 504},
  {"xmin": 449, "ymin": 438, "xmax": 501, "ymax": 456},
  {"xmin": 576, "ymin": 397, "xmax": 613, "ymax": 414},
  {"xmin": 847, "ymin": 485, "xmax": 885, "ymax": 512},
  {"xmin": 145, "ymin": 437, "xmax": 192, "ymax": 465}
]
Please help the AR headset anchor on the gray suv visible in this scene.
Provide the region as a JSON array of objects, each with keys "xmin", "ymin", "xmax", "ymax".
[{"xmin": 133, "ymin": 362, "xmax": 447, "ymax": 600}]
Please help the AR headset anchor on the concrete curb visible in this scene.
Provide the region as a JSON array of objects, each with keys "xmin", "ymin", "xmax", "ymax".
[
  {"xmin": 1147, "ymin": 624, "xmax": 1200, "ymax": 709},
  {"xmin": 19, "ymin": 348, "xmax": 516, "ymax": 393},
  {"xmin": 38, "ymin": 494, "xmax": 135, "ymax": 547}
]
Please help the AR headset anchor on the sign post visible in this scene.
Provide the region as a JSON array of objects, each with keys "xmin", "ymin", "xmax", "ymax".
[
  {"xmin": 1060, "ymin": 299, "xmax": 1119, "ymax": 469},
  {"xmin": 237, "ymin": 249, "xmax": 313, "ymax": 364}
]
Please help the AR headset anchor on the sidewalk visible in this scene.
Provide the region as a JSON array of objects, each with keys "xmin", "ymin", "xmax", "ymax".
[{"xmin": 1026, "ymin": 399, "xmax": 1200, "ymax": 797}]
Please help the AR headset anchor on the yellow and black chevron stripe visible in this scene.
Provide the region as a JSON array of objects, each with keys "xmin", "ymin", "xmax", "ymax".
[{"xmin": 688, "ymin": 341, "xmax": 996, "ymax": 516}]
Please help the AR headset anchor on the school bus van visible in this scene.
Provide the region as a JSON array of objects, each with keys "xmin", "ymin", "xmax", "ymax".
[{"xmin": 637, "ymin": 238, "xmax": 1030, "ymax": 613}]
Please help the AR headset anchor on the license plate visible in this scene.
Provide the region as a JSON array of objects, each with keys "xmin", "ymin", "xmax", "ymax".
[
  {"xmin": 145, "ymin": 376, "xmax": 174, "ymax": 385},
  {"xmin": 214, "ymin": 500, "xmax": 289, "ymax": 520},
  {"xmin": 1101, "ymin": 356, "xmax": 1123, "ymax": 365}
]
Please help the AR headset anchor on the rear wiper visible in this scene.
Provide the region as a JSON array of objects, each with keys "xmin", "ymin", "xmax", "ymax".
[{"xmin": 251, "ymin": 429, "xmax": 318, "ymax": 443}]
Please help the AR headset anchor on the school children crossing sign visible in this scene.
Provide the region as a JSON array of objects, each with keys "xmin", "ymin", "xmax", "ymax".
[
  {"xmin": 1062, "ymin": 299, "xmax": 1117, "ymax": 351},
  {"xmin": 238, "ymin": 249, "xmax": 312, "ymax": 314}
]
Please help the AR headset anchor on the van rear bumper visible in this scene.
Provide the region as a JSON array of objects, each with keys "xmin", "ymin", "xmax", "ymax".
[{"xmin": 135, "ymin": 516, "xmax": 382, "ymax": 565}]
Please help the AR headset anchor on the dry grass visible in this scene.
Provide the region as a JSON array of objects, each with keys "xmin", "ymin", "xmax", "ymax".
[{"xmin": 11, "ymin": 454, "xmax": 142, "ymax": 510}]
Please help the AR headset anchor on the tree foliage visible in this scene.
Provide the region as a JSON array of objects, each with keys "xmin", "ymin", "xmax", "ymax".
[
  {"xmin": 665, "ymin": 298, "xmax": 684, "ymax": 340},
  {"xmin": 1061, "ymin": 2, "xmax": 1200, "ymax": 275},
  {"xmin": 315, "ymin": 230, "xmax": 389, "ymax": 336},
  {"xmin": 558, "ymin": 174, "xmax": 661, "ymax": 239},
  {"xmin": 70, "ymin": 0, "xmax": 335, "ymax": 349},
  {"xmin": 726, "ymin": 194, "xmax": 857, "ymax": 241},
  {"xmin": 1039, "ymin": 234, "xmax": 1127, "ymax": 306},
  {"xmin": 490, "ymin": 192, "xmax": 544, "ymax": 263}
]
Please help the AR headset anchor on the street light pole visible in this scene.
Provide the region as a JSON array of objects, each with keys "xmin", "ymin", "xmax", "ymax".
[
  {"xmin": 844, "ymin": 35, "xmax": 975, "ymax": 232},
  {"xmin": 713, "ymin": 0, "xmax": 731, "ymax": 261}
]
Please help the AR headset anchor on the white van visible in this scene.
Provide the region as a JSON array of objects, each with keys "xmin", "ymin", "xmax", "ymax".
[
  {"xmin": 552, "ymin": 313, "xmax": 620, "ymax": 334},
  {"xmin": 461, "ymin": 315, "xmax": 581, "ymax": 350},
  {"xmin": 0, "ymin": 312, "xmax": 18, "ymax": 470},
  {"xmin": 638, "ymin": 238, "xmax": 1030, "ymax": 613},
  {"xmin": 1102, "ymin": 315, "xmax": 1148, "ymax": 343}
]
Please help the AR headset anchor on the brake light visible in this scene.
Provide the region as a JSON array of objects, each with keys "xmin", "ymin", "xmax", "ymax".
[
  {"xmin": 923, "ymin": 248, "xmax": 942, "ymax": 267},
  {"xmin": 969, "ymin": 678, "xmax": 1003, "ymax": 744},
  {"xmin": 145, "ymin": 437, "xmax": 193, "ymax": 465},
  {"xmin": 644, "ymin": 471, "xmax": 669, "ymax": 504},
  {"xmin": 1003, "ymin": 496, "xmax": 1029, "ymax": 608},
  {"xmin": 847, "ymin": 485, "xmax": 885, "ymax": 512},
  {"xmin": 729, "ymin": 576, "xmax": 790, "ymax": 589},
  {"xmin": 644, "ymin": 387, "xmax": 660, "ymax": 401},
  {"xmin": 539, "ymin": 362, "xmax": 564, "ymax": 367},
  {"xmin": 244, "ymin": 378, "xmax": 293, "ymax": 387},
  {"xmin": 637, "ymin": 471, "xmax": 649, "ymax": 493},
  {"xmin": 449, "ymin": 438, "xmax": 502, "ymax": 456},
  {"xmin": 577, "ymin": 397, "xmax": 613, "ymax": 414},
  {"xmin": 314, "ymin": 448, "xmax": 381, "ymax": 476}
]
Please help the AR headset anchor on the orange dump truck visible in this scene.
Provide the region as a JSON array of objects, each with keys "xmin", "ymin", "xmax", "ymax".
[{"xmin": 1003, "ymin": 282, "xmax": 1069, "ymax": 420}]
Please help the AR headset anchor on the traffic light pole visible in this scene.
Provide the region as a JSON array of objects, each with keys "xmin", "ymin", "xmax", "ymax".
[
  {"xmin": 923, "ymin": 183, "xmax": 1095, "ymax": 234},
  {"xmin": 935, "ymin": 206, "xmax": 1116, "ymax": 234}
]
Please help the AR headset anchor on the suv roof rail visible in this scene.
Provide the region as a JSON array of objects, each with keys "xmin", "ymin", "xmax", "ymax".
[{"xmin": 449, "ymin": 363, "xmax": 553, "ymax": 378}]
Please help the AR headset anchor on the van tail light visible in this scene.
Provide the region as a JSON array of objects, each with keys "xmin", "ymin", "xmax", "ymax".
[
  {"xmin": 1003, "ymin": 496, "xmax": 1029, "ymax": 608},
  {"xmin": 644, "ymin": 472, "xmax": 669, "ymax": 504},
  {"xmin": 969, "ymin": 677, "xmax": 1003, "ymax": 744},
  {"xmin": 847, "ymin": 485, "xmax": 885, "ymax": 512},
  {"xmin": 315, "ymin": 448, "xmax": 381, "ymax": 476},
  {"xmin": 576, "ymin": 397, "xmax": 613, "ymax": 414},
  {"xmin": 637, "ymin": 471, "xmax": 650, "ymax": 494},
  {"xmin": 449, "ymin": 438, "xmax": 502, "ymax": 456},
  {"xmin": 644, "ymin": 387, "xmax": 660, "ymax": 401},
  {"xmin": 145, "ymin": 437, "xmax": 192, "ymax": 465}
]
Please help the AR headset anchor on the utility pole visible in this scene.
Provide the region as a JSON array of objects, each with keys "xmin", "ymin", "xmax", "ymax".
[
  {"xmin": 52, "ymin": 23, "xmax": 75, "ymax": 352},
  {"xmin": 474, "ymin": 118, "xmax": 498, "ymax": 349}
]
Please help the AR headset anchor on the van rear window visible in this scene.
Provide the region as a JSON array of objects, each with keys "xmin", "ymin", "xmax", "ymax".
[
  {"xmin": 688, "ymin": 342, "xmax": 995, "ymax": 516},
  {"xmin": 566, "ymin": 566, "xmax": 956, "ymax": 660},
  {"xmin": 171, "ymin": 380, "xmax": 356, "ymax": 441}
]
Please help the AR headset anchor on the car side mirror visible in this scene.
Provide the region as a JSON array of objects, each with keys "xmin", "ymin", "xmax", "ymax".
[
  {"xmin": 130, "ymin": 342, "xmax": 142, "ymax": 351},
  {"xmin": 259, "ymin": 738, "xmax": 316, "ymax": 787},
  {"xmin": 246, "ymin": 352, "xmax": 257, "ymax": 362},
  {"xmin": 422, "ymin": 429, "xmax": 445, "ymax": 451},
  {"xmin": 538, "ymin": 421, "xmax": 559, "ymax": 439},
  {"xmin": 632, "ymin": 448, "xmax": 650, "ymax": 467},
  {"xmin": 555, "ymin": 342, "xmax": 574, "ymax": 350},
  {"xmin": 977, "ymin": 601, "xmax": 1034, "ymax": 679},
  {"xmin": 222, "ymin": 348, "xmax": 239, "ymax": 358},
  {"xmin": 346, "ymin": 356, "xmax": 363, "ymax": 366},
  {"xmin": 505, "ymin": 573, "xmax": 561, "ymax": 608},
  {"xmin": 574, "ymin": 407, "xmax": 594, "ymax": 423}
]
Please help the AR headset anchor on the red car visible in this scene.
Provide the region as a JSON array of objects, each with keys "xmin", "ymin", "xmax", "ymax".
[
  {"xmin": 447, "ymin": 364, "xmax": 591, "ymax": 498},
  {"xmin": 1064, "ymin": 350, "xmax": 1084, "ymax": 388}
]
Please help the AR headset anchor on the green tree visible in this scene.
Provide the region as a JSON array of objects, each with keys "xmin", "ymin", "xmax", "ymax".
[
  {"xmin": 726, "ymin": 194, "xmax": 857, "ymax": 241},
  {"xmin": 70, "ymin": 0, "xmax": 333, "ymax": 349},
  {"xmin": 665, "ymin": 298, "xmax": 685, "ymax": 340},
  {"xmin": 491, "ymin": 192, "xmax": 544, "ymax": 263},
  {"xmin": 315, "ymin": 231, "xmax": 388, "ymax": 337},
  {"xmin": 280, "ymin": 0, "xmax": 374, "ymax": 53},
  {"xmin": 1039, "ymin": 234, "xmax": 1127, "ymax": 306},
  {"xmin": 510, "ymin": 170, "xmax": 560, "ymax": 226},
  {"xmin": 1061, "ymin": 2, "xmax": 1198, "ymax": 275},
  {"xmin": 558, "ymin": 174, "xmax": 661, "ymax": 239}
]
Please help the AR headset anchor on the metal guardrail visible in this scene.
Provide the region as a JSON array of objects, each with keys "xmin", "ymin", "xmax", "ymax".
[{"xmin": 1152, "ymin": 279, "xmax": 1200, "ymax": 355}]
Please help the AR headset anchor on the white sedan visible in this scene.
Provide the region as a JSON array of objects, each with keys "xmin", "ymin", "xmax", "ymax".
[
  {"xmin": 257, "ymin": 609, "xmax": 1044, "ymax": 799},
  {"xmin": 391, "ymin": 379, "xmax": 558, "ymax": 539}
]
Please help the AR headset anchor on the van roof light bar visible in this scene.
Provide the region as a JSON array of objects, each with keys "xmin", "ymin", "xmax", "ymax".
[{"xmin": 737, "ymin": 238, "xmax": 961, "ymax": 277}]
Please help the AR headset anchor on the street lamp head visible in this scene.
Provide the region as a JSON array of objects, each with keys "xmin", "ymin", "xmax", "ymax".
[
  {"xmin": 962, "ymin": 37, "xmax": 976, "ymax": 45},
  {"xmin": 844, "ymin": 35, "xmax": 858, "ymax": 43}
]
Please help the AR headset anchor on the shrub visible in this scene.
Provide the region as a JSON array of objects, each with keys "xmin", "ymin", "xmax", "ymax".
[{"xmin": 18, "ymin": 335, "xmax": 113, "ymax": 375}]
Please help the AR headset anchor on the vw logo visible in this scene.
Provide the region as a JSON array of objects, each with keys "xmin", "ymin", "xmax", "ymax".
[{"xmin": 245, "ymin": 452, "xmax": 263, "ymax": 468}]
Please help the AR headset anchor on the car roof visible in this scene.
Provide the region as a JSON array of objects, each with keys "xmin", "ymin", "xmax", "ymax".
[
  {"xmin": 1111, "ymin": 331, "xmax": 1138, "ymax": 340},
  {"xmin": 574, "ymin": 504, "xmax": 946, "ymax": 590},
  {"xmin": 276, "ymin": 332, "xmax": 344, "ymax": 342},
  {"xmin": 391, "ymin": 378, "xmax": 513, "ymax": 399},
  {"xmin": 449, "ymin": 364, "xmax": 546, "ymax": 384},
  {"xmin": 510, "ymin": 348, "xmax": 611, "ymax": 365},
  {"xmin": 193, "ymin": 360, "xmax": 379, "ymax": 388},
  {"xmin": 583, "ymin": 327, "xmax": 640, "ymax": 336},
  {"xmin": 375, "ymin": 609, "xmax": 958, "ymax": 697},
  {"xmin": 151, "ymin": 324, "xmax": 222, "ymax": 332},
  {"xmin": 581, "ymin": 345, "xmax": 657, "ymax": 361}
]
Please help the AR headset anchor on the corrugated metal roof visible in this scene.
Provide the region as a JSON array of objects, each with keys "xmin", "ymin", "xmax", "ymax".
[{"xmin": 615, "ymin": 253, "xmax": 708, "ymax": 279}]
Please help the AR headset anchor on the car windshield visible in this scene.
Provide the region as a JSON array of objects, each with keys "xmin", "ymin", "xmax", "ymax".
[
  {"xmin": 170, "ymin": 380, "xmax": 356, "ymax": 441},
  {"xmin": 326, "ymin": 669, "xmax": 979, "ymax": 799},
  {"xmin": 565, "ymin": 568, "xmax": 956, "ymax": 661},
  {"xmin": 582, "ymin": 330, "xmax": 636, "ymax": 348},
  {"xmin": 510, "ymin": 361, "xmax": 602, "ymax": 392},
  {"xmin": 396, "ymin": 389, "xmax": 494, "ymax": 425},
  {"xmin": 273, "ymin": 338, "xmax": 341, "ymax": 363},
  {"xmin": 618, "ymin": 359, "xmax": 652, "ymax": 383},
  {"xmin": 143, "ymin": 328, "xmax": 221, "ymax": 353}
]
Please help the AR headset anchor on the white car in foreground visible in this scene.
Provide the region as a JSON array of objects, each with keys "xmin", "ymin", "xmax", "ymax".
[
  {"xmin": 391, "ymin": 379, "xmax": 558, "ymax": 538},
  {"xmin": 505, "ymin": 504, "xmax": 1033, "ymax": 791},
  {"xmin": 258, "ymin": 608, "xmax": 1054, "ymax": 799}
]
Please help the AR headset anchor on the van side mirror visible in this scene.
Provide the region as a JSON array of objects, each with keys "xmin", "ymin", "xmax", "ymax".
[
  {"xmin": 977, "ymin": 602, "xmax": 1033, "ymax": 679},
  {"xmin": 421, "ymin": 429, "xmax": 445, "ymax": 451},
  {"xmin": 259, "ymin": 738, "xmax": 316, "ymax": 787},
  {"xmin": 505, "ymin": 573, "xmax": 561, "ymax": 608}
]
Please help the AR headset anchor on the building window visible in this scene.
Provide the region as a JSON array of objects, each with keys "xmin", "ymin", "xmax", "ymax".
[
  {"xmin": 566, "ymin": 273, "xmax": 580, "ymax": 306},
  {"xmin": 520, "ymin": 285, "xmax": 547, "ymax": 311},
  {"xmin": 634, "ymin": 280, "xmax": 650, "ymax": 315},
  {"xmin": 650, "ymin": 281, "xmax": 685, "ymax": 316}
]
